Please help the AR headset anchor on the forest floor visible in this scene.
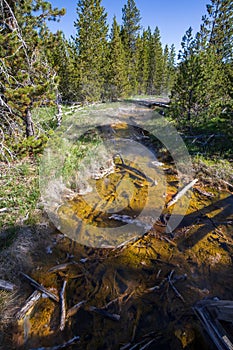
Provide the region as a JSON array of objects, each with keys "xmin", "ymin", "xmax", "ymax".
[{"xmin": 0, "ymin": 98, "xmax": 232, "ymax": 350}]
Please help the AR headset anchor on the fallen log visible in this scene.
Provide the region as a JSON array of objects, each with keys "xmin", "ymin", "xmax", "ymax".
[{"xmin": 166, "ymin": 179, "xmax": 198, "ymax": 208}]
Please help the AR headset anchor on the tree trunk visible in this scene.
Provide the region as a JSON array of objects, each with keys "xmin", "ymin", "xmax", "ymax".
[
  {"xmin": 25, "ymin": 108, "xmax": 34, "ymax": 137},
  {"xmin": 55, "ymin": 92, "xmax": 62, "ymax": 127}
]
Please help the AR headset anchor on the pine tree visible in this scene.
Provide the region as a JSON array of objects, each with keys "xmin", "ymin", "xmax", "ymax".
[
  {"xmin": 107, "ymin": 16, "xmax": 128, "ymax": 100},
  {"xmin": 46, "ymin": 31, "xmax": 79, "ymax": 104},
  {"xmin": 202, "ymin": 0, "xmax": 233, "ymax": 131},
  {"xmin": 74, "ymin": 0, "xmax": 108, "ymax": 102},
  {"xmin": 147, "ymin": 26, "xmax": 164, "ymax": 95},
  {"xmin": 168, "ymin": 44, "xmax": 176, "ymax": 92},
  {"xmin": 153, "ymin": 27, "xmax": 164, "ymax": 95},
  {"xmin": 137, "ymin": 29, "xmax": 150, "ymax": 95},
  {"xmin": 161, "ymin": 44, "xmax": 169, "ymax": 95},
  {"xmin": 203, "ymin": 0, "xmax": 233, "ymax": 62},
  {"xmin": 170, "ymin": 27, "xmax": 203, "ymax": 127},
  {"xmin": 121, "ymin": 0, "xmax": 141, "ymax": 94},
  {"xmin": 0, "ymin": 0, "xmax": 65, "ymax": 136}
]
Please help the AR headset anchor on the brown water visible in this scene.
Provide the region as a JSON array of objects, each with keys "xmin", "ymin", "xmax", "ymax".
[{"xmin": 8, "ymin": 105, "xmax": 233, "ymax": 350}]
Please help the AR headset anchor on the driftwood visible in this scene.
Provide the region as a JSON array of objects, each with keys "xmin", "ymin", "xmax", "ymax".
[
  {"xmin": 59, "ymin": 280, "xmax": 67, "ymax": 331},
  {"xmin": 89, "ymin": 306, "xmax": 120, "ymax": 321},
  {"xmin": 0, "ymin": 279, "xmax": 16, "ymax": 291},
  {"xmin": 66, "ymin": 300, "xmax": 87, "ymax": 318},
  {"xmin": 20, "ymin": 272, "xmax": 59, "ymax": 302},
  {"xmin": 29, "ymin": 336, "xmax": 80, "ymax": 350},
  {"xmin": 166, "ymin": 179, "xmax": 198, "ymax": 208},
  {"xmin": 16, "ymin": 290, "xmax": 41, "ymax": 320}
]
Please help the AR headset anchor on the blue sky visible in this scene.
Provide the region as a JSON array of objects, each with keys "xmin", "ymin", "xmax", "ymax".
[{"xmin": 49, "ymin": 0, "xmax": 208, "ymax": 51}]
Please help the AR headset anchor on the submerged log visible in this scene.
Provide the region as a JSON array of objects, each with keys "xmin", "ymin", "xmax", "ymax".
[{"xmin": 115, "ymin": 162, "xmax": 157, "ymax": 186}]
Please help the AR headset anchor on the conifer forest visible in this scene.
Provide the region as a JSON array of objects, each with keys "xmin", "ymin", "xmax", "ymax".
[{"xmin": 0, "ymin": 1, "xmax": 232, "ymax": 349}]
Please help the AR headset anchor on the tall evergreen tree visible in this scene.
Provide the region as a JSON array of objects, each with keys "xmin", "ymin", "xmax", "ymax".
[
  {"xmin": 170, "ymin": 0, "xmax": 233, "ymax": 132},
  {"xmin": 170, "ymin": 27, "xmax": 203, "ymax": 127},
  {"xmin": 137, "ymin": 28, "xmax": 150, "ymax": 95},
  {"xmin": 0, "ymin": 0, "xmax": 65, "ymax": 136},
  {"xmin": 161, "ymin": 44, "xmax": 169, "ymax": 95},
  {"xmin": 147, "ymin": 26, "xmax": 164, "ymax": 95},
  {"xmin": 153, "ymin": 27, "xmax": 164, "ymax": 95},
  {"xmin": 107, "ymin": 16, "xmax": 128, "ymax": 100},
  {"xmin": 121, "ymin": 0, "xmax": 141, "ymax": 94},
  {"xmin": 46, "ymin": 31, "xmax": 79, "ymax": 104},
  {"xmin": 74, "ymin": 0, "xmax": 108, "ymax": 102},
  {"xmin": 203, "ymin": 0, "xmax": 233, "ymax": 62},
  {"xmin": 168, "ymin": 44, "xmax": 176, "ymax": 92}
]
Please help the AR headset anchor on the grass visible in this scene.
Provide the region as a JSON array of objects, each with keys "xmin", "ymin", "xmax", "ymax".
[{"xmin": 0, "ymin": 158, "xmax": 40, "ymax": 229}]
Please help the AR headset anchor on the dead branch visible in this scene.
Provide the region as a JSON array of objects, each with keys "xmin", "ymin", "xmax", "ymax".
[
  {"xmin": 166, "ymin": 179, "xmax": 198, "ymax": 208},
  {"xmin": 16, "ymin": 290, "xmax": 41, "ymax": 320},
  {"xmin": 20, "ymin": 272, "xmax": 59, "ymax": 302},
  {"xmin": 194, "ymin": 187, "xmax": 214, "ymax": 198},
  {"xmin": 221, "ymin": 179, "xmax": 233, "ymax": 190},
  {"xmin": 29, "ymin": 336, "xmax": 80, "ymax": 350},
  {"xmin": 48, "ymin": 262, "xmax": 74, "ymax": 273},
  {"xmin": 0, "ymin": 279, "xmax": 16, "ymax": 291},
  {"xmin": 140, "ymin": 339, "xmax": 155, "ymax": 350},
  {"xmin": 59, "ymin": 280, "xmax": 67, "ymax": 331},
  {"xmin": 66, "ymin": 300, "xmax": 87, "ymax": 318},
  {"xmin": 89, "ymin": 306, "xmax": 120, "ymax": 321},
  {"xmin": 167, "ymin": 270, "xmax": 185, "ymax": 303}
]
